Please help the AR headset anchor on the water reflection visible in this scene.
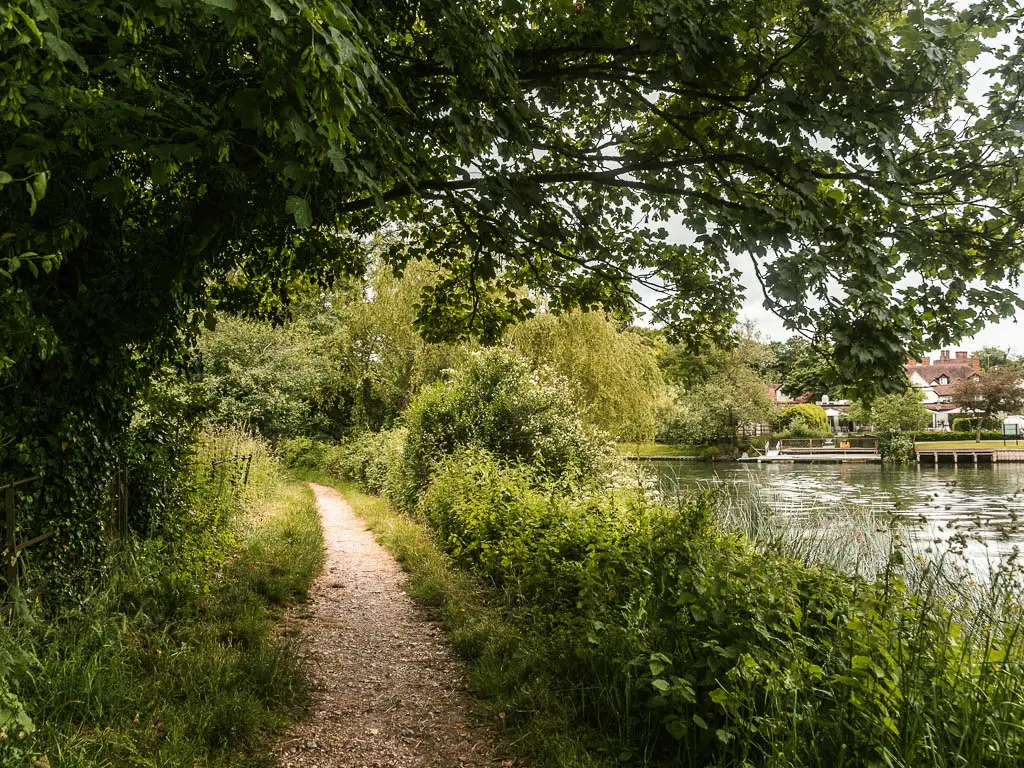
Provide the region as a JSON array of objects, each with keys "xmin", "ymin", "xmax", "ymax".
[{"xmin": 647, "ymin": 460, "xmax": 1024, "ymax": 569}]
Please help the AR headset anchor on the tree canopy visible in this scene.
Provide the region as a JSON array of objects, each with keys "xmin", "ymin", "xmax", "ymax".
[
  {"xmin": 848, "ymin": 389, "xmax": 932, "ymax": 433},
  {"xmin": 952, "ymin": 367, "xmax": 1024, "ymax": 442},
  {"xmin": 4, "ymin": 0, "xmax": 1024, "ymax": 481}
]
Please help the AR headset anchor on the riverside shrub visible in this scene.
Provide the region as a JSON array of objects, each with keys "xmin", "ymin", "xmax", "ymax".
[
  {"xmin": 417, "ymin": 450, "xmax": 1024, "ymax": 766},
  {"xmin": 399, "ymin": 349, "xmax": 604, "ymax": 508}
]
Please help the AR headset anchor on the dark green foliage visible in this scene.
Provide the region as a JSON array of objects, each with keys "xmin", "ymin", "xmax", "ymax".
[
  {"xmin": 400, "ymin": 349, "xmax": 605, "ymax": 507},
  {"xmin": 952, "ymin": 416, "xmax": 1002, "ymax": 433},
  {"xmin": 0, "ymin": 437, "xmax": 323, "ymax": 767},
  {"xmin": 912, "ymin": 430, "xmax": 1008, "ymax": 442},
  {"xmin": 6, "ymin": 0, "xmax": 1024, "ymax": 554}
]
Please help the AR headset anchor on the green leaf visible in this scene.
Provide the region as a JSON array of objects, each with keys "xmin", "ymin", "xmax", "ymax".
[
  {"xmin": 286, "ymin": 196, "xmax": 312, "ymax": 229},
  {"xmin": 42, "ymin": 32, "xmax": 88, "ymax": 72},
  {"xmin": 0, "ymin": 172, "xmax": 12, "ymax": 186},
  {"xmin": 25, "ymin": 183, "xmax": 36, "ymax": 216},
  {"xmin": 201, "ymin": 0, "xmax": 237, "ymax": 9},
  {"xmin": 260, "ymin": 0, "xmax": 288, "ymax": 22},
  {"xmin": 30, "ymin": 172, "xmax": 47, "ymax": 203}
]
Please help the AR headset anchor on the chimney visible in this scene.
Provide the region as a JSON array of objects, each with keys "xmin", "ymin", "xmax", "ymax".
[
  {"xmin": 970, "ymin": 355, "xmax": 980, "ymax": 372},
  {"xmin": 920, "ymin": 356, "xmax": 930, "ymax": 366},
  {"xmin": 956, "ymin": 351, "xmax": 968, "ymax": 361},
  {"xmin": 940, "ymin": 349, "xmax": 950, "ymax": 362}
]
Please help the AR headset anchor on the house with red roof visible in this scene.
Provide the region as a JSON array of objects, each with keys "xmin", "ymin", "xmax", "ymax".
[{"xmin": 905, "ymin": 350, "xmax": 982, "ymax": 430}]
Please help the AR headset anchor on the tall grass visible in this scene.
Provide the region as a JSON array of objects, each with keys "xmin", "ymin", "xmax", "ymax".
[{"xmin": 0, "ymin": 428, "xmax": 323, "ymax": 767}]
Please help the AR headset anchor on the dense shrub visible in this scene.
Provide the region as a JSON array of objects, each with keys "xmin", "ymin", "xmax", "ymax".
[
  {"xmin": 951, "ymin": 416, "xmax": 1002, "ymax": 433},
  {"xmin": 878, "ymin": 432, "xmax": 915, "ymax": 464},
  {"xmin": 773, "ymin": 403, "xmax": 830, "ymax": 437},
  {"xmin": 399, "ymin": 349, "xmax": 605, "ymax": 507},
  {"xmin": 417, "ymin": 450, "xmax": 1024, "ymax": 767},
  {"xmin": 912, "ymin": 430, "xmax": 1007, "ymax": 442},
  {"xmin": 278, "ymin": 436, "xmax": 334, "ymax": 471}
]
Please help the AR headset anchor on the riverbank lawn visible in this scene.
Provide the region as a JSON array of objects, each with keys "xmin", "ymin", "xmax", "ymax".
[
  {"xmin": 614, "ymin": 442, "xmax": 699, "ymax": 457},
  {"xmin": 915, "ymin": 439, "xmax": 1024, "ymax": 450}
]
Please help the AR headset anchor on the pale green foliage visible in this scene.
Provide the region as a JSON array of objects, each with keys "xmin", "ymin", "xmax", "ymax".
[
  {"xmin": 660, "ymin": 325, "xmax": 773, "ymax": 390},
  {"xmin": 507, "ymin": 310, "xmax": 669, "ymax": 441},
  {"xmin": 332, "ymin": 260, "xmax": 470, "ymax": 430},
  {"xmin": 675, "ymin": 367, "xmax": 773, "ymax": 443},
  {"xmin": 662, "ymin": 328, "xmax": 774, "ymax": 442},
  {"xmin": 849, "ymin": 389, "xmax": 931, "ymax": 432},
  {"xmin": 775, "ymin": 403, "xmax": 831, "ymax": 437}
]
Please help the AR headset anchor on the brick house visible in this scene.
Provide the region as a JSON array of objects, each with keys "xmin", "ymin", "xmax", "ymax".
[{"xmin": 905, "ymin": 350, "xmax": 982, "ymax": 430}]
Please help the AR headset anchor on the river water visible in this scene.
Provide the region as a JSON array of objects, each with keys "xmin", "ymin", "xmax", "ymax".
[{"xmin": 645, "ymin": 460, "xmax": 1024, "ymax": 571}]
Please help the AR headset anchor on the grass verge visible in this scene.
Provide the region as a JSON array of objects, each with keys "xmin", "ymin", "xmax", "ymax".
[
  {"xmin": 1, "ymin": 468, "xmax": 323, "ymax": 767},
  {"xmin": 295, "ymin": 470, "xmax": 614, "ymax": 768},
  {"xmin": 915, "ymin": 440, "xmax": 1024, "ymax": 450}
]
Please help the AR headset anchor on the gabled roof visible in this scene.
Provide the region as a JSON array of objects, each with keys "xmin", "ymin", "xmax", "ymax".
[{"xmin": 905, "ymin": 363, "xmax": 979, "ymax": 388}]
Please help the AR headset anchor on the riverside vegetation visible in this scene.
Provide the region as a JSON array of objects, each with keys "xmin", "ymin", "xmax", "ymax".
[
  {"xmin": 0, "ymin": 429, "xmax": 323, "ymax": 767},
  {"xmin": 286, "ymin": 349, "xmax": 1024, "ymax": 768}
]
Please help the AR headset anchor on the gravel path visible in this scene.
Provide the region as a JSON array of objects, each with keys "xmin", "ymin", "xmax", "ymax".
[{"xmin": 272, "ymin": 483, "xmax": 504, "ymax": 768}]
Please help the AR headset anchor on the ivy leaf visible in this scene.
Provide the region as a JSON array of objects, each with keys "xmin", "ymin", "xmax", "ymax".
[{"xmin": 285, "ymin": 196, "xmax": 312, "ymax": 229}]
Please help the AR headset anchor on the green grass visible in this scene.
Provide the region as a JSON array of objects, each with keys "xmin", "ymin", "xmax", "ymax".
[
  {"xmin": 296, "ymin": 470, "xmax": 613, "ymax": 768},
  {"xmin": 1, "ymin": 452, "xmax": 324, "ymax": 768},
  {"xmin": 915, "ymin": 439, "xmax": 1024, "ymax": 450},
  {"xmin": 613, "ymin": 442, "xmax": 698, "ymax": 457}
]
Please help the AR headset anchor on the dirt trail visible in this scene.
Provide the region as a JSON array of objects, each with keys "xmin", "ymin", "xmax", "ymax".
[{"xmin": 272, "ymin": 483, "xmax": 503, "ymax": 768}]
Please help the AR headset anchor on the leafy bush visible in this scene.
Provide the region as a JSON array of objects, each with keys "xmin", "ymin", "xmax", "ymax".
[
  {"xmin": 328, "ymin": 428, "xmax": 408, "ymax": 498},
  {"xmin": 399, "ymin": 349, "xmax": 605, "ymax": 507},
  {"xmin": 774, "ymin": 403, "xmax": 829, "ymax": 436},
  {"xmin": 951, "ymin": 416, "xmax": 1001, "ymax": 433},
  {"xmin": 198, "ymin": 314, "xmax": 339, "ymax": 440},
  {"xmin": 416, "ymin": 450, "xmax": 1024, "ymax": 766},
  {"xmin": 912, "ymin": 430, "xmax": 1007, "ymax": 442},
  {"xmin": 878, "ymin": 433, "xmax": 915, "ymax": 464},
  {"xmin": 278, "ymin": 436, "xmax": 333, "ymax": 471}
]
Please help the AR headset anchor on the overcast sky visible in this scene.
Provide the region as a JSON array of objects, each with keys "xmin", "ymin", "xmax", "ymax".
[{"xmin": 735, "ymin": 271, "xmax": 1024, "ymax": 356}]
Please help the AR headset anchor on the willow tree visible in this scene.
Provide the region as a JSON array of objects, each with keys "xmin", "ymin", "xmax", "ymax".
[
  {"xmin": 507, "ymin": 311, "xmax": 667, "ymax": 441},
  {"xmin": 3, "ymin": 0, "xmax": 1024, "ymax": 537}
]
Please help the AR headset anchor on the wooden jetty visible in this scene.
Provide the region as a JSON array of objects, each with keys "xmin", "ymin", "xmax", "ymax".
[
  {"xmin": 739, "ymin": 453, "xmax": 881, "ymax": 464},
  {"xmin": 739, "ymin": 437, "xmax": 881, "ymax": 464},
  {"xmin": 915, "ymin": 448, "xmax": 1024, "ymax": 466}
]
